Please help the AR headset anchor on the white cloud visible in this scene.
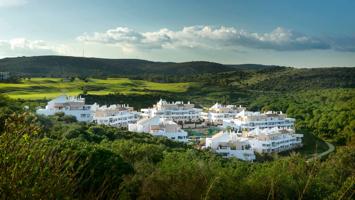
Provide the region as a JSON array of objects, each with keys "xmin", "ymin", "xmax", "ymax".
[
  {"xmin": 0, "ymin": 0, "xmax": 27, "ymax": 7},
  {"xmin": 77, "ymin": 25, "xmax": 331, "ymax": 52},
  {"xmin": 0, "ymin": 38, "xmax": 69, "ymax": 56}
]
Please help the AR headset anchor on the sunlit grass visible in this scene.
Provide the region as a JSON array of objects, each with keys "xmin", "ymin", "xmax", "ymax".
[{"xmin": 0, "ymin": 78, "xmax": 197, "ymax": 100}]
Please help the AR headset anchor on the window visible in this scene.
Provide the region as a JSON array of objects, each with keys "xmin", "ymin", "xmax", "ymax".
[{"xmin": 220, "ymin": 153, "xmax": 229, "ymax": 157}]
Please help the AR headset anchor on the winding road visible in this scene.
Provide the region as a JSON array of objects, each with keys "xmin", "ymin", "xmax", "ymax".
[{"xmin": 307, "ymin": 142, "xmax": 335, "ymax": 162}]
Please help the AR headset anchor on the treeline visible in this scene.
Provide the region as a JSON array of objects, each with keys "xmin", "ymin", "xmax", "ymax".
[{"xmin": 1, "ymin": 95, "xmax": 355, "ymax": 199}]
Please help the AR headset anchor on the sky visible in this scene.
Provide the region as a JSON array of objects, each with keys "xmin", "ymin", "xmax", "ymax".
[{"xmin": 0, "ymin": 0, "xmax": 354, "ymax": 67}]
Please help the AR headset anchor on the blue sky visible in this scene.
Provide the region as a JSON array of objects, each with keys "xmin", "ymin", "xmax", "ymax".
[{"xmin": 0, "ymin": 0, "xmax": 354, "ymax": 67}]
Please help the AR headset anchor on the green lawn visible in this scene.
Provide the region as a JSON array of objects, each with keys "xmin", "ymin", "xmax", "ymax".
[
  {"xmin": 0, "ymin": 78, "xmax": 198, "ymax": 100},
  {"xmin": 296, "ymin": 130, "xmax": 329, "ymax": 156}
]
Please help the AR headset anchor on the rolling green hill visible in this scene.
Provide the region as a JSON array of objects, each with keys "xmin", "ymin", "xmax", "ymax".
[
  {"xmin": 0, "ymin": 55, "xmax": 294, "ymax": 78},
  {"xmin": 0, "ymin": 56, "xmax": 240, "ymax": 77}
]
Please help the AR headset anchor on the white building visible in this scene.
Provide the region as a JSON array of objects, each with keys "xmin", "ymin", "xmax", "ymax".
[
  {"xmin": 128, "ymin": 116, "xmax": 188, "ymax": 142},
  {"xmin": 223, "ymin": 110, "xmax": 295, "ymax": 131},
  {"xmin": 141, "ymin": 99, "xmax": 202, "ymax": 123},
  {"xmin": 36, "ymin": 95, "xmax": 93, "ymax": 122},
  {"xmin": 201, "ymin": 103, "xmax": 245, "ymax": 125},
  {"xmin": 0, "ymin": 72, "xmax": 10, "ymax": 80},
  {"xmin": 241, "ymin": 127, "xmax": 303, "ymax": 154},
  {"xmin": 205, "ymin": 131, "xmax": 256, "ymax": 161},
  {"xmin": 92, "ymin": 104, "xmax": 140, "ymax": 127}
]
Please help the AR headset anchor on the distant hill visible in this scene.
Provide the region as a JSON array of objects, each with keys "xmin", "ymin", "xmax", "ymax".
[
  {"xmin": 3, "ymin": 56, "xmax": 352, "ymax": 89},
  {"xmin": 228, "ymin": 64, "xmax": 285, "ymax": 71},
  {"xmin": 194, "ymin": 65, "xmax": 355, "ymax": 92},
  {"xmin": 0, "ymin": 56, "xmax": 250, "ymax": 77},
  {"xmin": 247, "ymin": 67, "xmax": 355, "ymax": 91}
]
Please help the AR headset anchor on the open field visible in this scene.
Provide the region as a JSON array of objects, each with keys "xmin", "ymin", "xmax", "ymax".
[{"xmin": 0, "ymin": 78, "xmax": 197, "ymax": 100}]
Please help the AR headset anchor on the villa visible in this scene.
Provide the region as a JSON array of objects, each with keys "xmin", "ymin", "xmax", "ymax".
[
  {"xmin": 141, "ymin": 99, "xmax": 202, "ymax": 124},
  {"xmin": 36, "ymin": 96, "xmax": 140, "ymax": 126},
  {"xmin": 240, "ymin": 127, "xmax": 303, "ymax": 153},
  {"xmin": 201, "ymin": 103, "xmax": 245, "ymax": 125},
  {"xmin": 91, "ymin": 104, "xmax": 140, "ymax": 127},
  {"xmin": 223, "ymin": 110, "xmax": 295, "ymax": 131},
  {"xmin": 205, "ymin": 131, "xmax": 256, "ymax": 161},
  {"xmin": 36, "ymin": 95, "xmax": 93, "ymax": 122},
  {"xmin": 128, "ymin": 116, "xmax": 188, "ymax": 142}
]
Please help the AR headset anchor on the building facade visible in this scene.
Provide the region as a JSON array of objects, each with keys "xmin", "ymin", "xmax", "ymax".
[
  {"xmin": 128, "ymin": 116, "xmax": 188, "ymax": 142},
  {"xmin": 201, "ymin": 103, "xmax": 245, "ymax": 125},
  {"xmin": 141, "ymin": 99, "xmax": 202, "ymax": 123},
  {"xmin": 92, "ymin": 104, "xmax": 140, "ymax": 127},
  {"xmin": 241, "ymin": 127, "xmax": 303, "ymax": 154},
  {"xmin": 36, "ymin": 95, "xmax": 93, "ymax": 122},
  {"xmin": 223, "ymin": 110, "xmax": 295, "ymax": 131},
  {"xmin": 205, "ymin": 131, "xmax": 256, "ymax": 161}
]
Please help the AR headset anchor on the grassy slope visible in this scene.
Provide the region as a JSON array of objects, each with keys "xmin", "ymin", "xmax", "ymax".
[
  {"xmin": 0, "ymin": 78, "xmax": 197, "ymax": 100},
  {"xmin": 299, "ymin": 130, "xmax": 329, "ymax": 156},
  {"xmin": 279, "ymin": 130, "xmax": 329, "ymax": 158}
]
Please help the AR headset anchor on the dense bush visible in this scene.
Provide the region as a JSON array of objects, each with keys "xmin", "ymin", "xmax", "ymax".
[{"xmin": 0, "ymin": 111, "xmax": 133, "ymax": 199}]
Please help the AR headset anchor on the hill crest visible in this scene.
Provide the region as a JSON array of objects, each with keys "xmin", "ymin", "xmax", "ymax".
[{"xmin": 0, "ymin": 55, "xmax": 277, "ymax": 77}]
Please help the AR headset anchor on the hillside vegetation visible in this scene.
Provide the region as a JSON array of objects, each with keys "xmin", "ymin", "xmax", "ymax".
[{"xmin": 248, "ymin": 67, "xmax": 355, "ymax": 91}]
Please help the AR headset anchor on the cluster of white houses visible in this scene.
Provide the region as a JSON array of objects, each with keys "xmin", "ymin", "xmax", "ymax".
[
  {"xmin": 141, "ymin": 99, "xmax": 202, "ymax": 123},
  {"xmin": 222, "ymin": 110, "xmax": 295, "ymax": 131},
  {"xmin": 36, "ymin": 95, "xmax": 303, "ymax": 161},
  {"xmin": 128, "ymin": 116, "xmax": 188, "ymax": 143},
  {"xmin": 201, "ymin": 103, "xmax": 246, "ymax": 125},
  {"xmin": 205, "ymin": 127, "xmax": 303, "ymax": 160},
  {"xmin": 36, "ymin": 96, "xmax": 193, "ymax": 143},
  {"xmin": 91, "ymin": 104, "xmax": 140, "ymax": 127}
]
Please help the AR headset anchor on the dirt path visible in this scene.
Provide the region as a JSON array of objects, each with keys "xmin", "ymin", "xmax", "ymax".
[{"xmin": 307, "ymin": 142, "xmax": 335, "ymax": 162}]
